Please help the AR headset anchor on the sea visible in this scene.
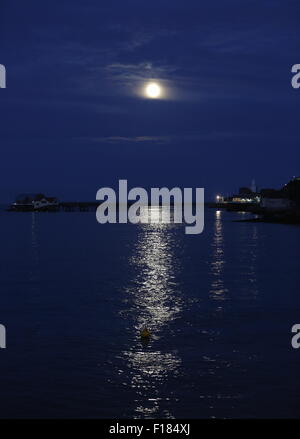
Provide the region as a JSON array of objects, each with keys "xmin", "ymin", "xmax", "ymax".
[{"xmin": 0, "ymin": 206, "xmax": 300, "ymax": 418}]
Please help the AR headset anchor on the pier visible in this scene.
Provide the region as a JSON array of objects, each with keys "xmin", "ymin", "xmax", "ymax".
[
  {"xmin": 8, "ymin": 201, "xmax": 99, "ymax": 212},
  {"xmin": 60, "ymin": 202, "xmax": 99, "ymax": 212}
]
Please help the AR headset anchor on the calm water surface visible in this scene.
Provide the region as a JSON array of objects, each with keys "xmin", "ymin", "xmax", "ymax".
[{"xmin": 0, "ymin": 207, "xmax": 300, "ymax": 418}]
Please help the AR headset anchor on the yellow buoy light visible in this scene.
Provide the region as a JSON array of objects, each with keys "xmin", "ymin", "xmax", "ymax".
[{"xmin": 140, "ymin": 327, "xmax": 151, "ymax": 339}]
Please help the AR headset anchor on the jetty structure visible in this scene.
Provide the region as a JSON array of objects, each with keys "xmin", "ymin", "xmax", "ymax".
[
  {"xmin": 8, "ymin": 194, "xmax": 99, "ymax": 212},
  {"xmin": 9, "ymin": 194, "xmax": 60, "ymax": 212}
]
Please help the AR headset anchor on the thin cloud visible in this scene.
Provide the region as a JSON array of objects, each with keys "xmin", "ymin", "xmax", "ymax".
[{"xmin": 84, "ymin": 136, "xmax": 172, "ymax": 144}]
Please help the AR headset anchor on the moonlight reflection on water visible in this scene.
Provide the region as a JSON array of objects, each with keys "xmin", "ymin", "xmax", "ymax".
[{"xmin": 120, "ymin": 206, "xmax": 183, "ymax": 418}]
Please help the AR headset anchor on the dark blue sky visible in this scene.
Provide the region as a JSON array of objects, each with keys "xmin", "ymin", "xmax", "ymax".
[{"xmin": 1, "ymin": 0, "xmax": 299, "ymax": 201}]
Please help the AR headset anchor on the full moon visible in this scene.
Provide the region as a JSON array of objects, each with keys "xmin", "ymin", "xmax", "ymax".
[{"xmin": 145, "ymin": 82, "xmax": 161, "ymax": 98}]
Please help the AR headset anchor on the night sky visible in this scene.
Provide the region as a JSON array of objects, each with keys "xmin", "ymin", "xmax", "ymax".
[{"xmin": 1, "ymin": 0, "xmax": 299, "ymax": 202}]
